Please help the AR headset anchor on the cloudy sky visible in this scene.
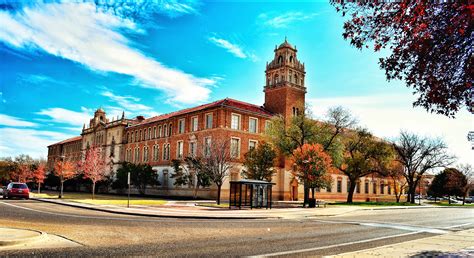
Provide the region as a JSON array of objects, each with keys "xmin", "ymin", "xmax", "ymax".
[{"xmin": 0, "ymin": 1, "xmax": 472, "ymax": 167}]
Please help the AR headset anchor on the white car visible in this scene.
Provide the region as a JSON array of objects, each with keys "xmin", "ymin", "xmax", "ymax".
[{"xmin": 0, "ymin": 187, "xmax": 3, "ymax": 195}]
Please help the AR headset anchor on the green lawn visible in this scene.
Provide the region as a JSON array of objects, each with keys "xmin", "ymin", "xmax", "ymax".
[
  {"xmin": 31, "ymin": 192, "xmax": 168, "ymax": 206},
  {"xmin": 329, "ymin": 201, "xmax": 418, "ymax": 207}
]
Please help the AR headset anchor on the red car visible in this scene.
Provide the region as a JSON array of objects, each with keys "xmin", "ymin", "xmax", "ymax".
[{"xmin": 3, "ymin": 182, "xmax": 30, "ymax": 199}]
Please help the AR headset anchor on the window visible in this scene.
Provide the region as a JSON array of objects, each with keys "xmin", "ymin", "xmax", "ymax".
[
  {"xmin": 326, "ymin": 182, "xmax": 332, "ymax": 192},
  {"xmin": 148, "ymin": 128, "xmax": 152, "ymax": 140},
  {"xmin": 205, "ymin": 113, "xmax": 213, "ymax": 129},
  {"xmin": 230, "ymin": 138, "xmax": 240, "ymax": 158},
  {"xmin": 143, "ymin": 146, "xmax": 148, "ymax": 162},
  {"xmin": 380, "ymin": 182, "xmax": 385, "ymax": 194},
  {"xmin": 204, "ymin": 137, "xmax": 211, "ymax": 156},
  {"xmin": 249, "ymin": 117, "xmax": 258, "ymax": 133},
  {"xmin": 139, "ymin": 130, "xmax": 142, "ymax": 141},
  {"xmin": 356, "ymin": 181, "xmax": 360, "ymax": 193},
  {"xmin": 265, "ymin": 120, "xmax": 271, "ymax": 132},
  {"xmin": 158, "ymin": 125, "xmax": 162, "ymax": 138},
  {"xmin": 231, "ymin": 114, "xmax": 241, "ymax": 130},
  {"xmin": 249, "ymin": 140, "xmax": 257, "ymax": 150},
  {"xmin": 388, "ymin": 185, "xmax": 391, "ymax": 195},
  {"xmin": 153, "ymin": 127, "xmax": 156, "ymax": 138},
  {"xmin": 365, "ymin": 182, "xmax": 369, "ymax": 194},
  {"xmin": 191, "ymin": 116, "xmax": 198, "ymax": 132},
  {"xmin": 153, "ymin": 145, "xmax": 159, "ymax": 161},
  {"xmin": 337, "ymin": 180, "xmax": 342, "ymax": 193},
  {"xmin": 177, "ymin": 141, "xmax": 184, "ymax": 159},
  {"xmin": 134, "ymin": 148, "xmax": 139, "ymax": 163},
  {"xmin": 178, "ymin": 119, "xmax": 185, "ymax": 134},
  {"xmin": 163, "ymin": 144, "xmax": 170, "ymax": 160},
  {"xmin": 189, "ymin": 141, "xmax": 197, "ymax": 157},
  {"xmin": 164, "ymin": 125, "xmax": 167, "ymax": 137},
  {"xmin": 169, "ymin": 123, "xmax": 172, "ymax": 136},
  {"xmin": 373, "ymin": 181, "xmax": 377, "ymax": 194}
]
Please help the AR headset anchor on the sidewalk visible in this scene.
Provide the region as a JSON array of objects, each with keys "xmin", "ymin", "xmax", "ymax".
[
  {"xmin": 33, "ymin": 197, "xmax": 366, "ymax": 219},
  {"xmin": 0, "ymin": 227, "xmax": 80, "ymax": 251},
  {"xmin": 31, "ymin": 197, "xmax": 468, "ymax": 220},
  {"xmin": 330, "ymin": 229, "xmax": 474, "ymax": 257}
]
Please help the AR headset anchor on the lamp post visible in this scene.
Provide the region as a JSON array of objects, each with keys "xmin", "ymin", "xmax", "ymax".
[{"xmin": 59, "ymin": 155, "xmax": 65, "ymax": 199}]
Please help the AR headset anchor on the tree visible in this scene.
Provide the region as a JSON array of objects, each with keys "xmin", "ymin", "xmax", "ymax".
[
  {"xmin": 380, "ymin": 160, "xmax": 407, "ymax": 203},
  {"xmin": 242, "ymin": 142, "xmax": 277, "ymax": 181},
  {"xmin": 32, "ymin": 161, "xmax": 46, "ymax": 194},
  {"xmin": 332, "ymin": 1, "xmax": 472, "ymax": 117},
  {"xmin": 171, "ymin": 157, "xmax": 211, "ymax": 199},
  {"xmin": 54, "ymin": 159, "xmax": 77, "ymax": 198},
  {"xmin": 201, "ymin": 137, "xmax": 232, "ymax": 205},
  {"xmin": 338, "ymin": 128, "xmax": 393, "ymax": 203},
  {"xmin": 292, "ymin": 144, "xmax": 334, "ymax": 201},
  {"xmin": 429, "ymin": 168, "xmax": 467, "ymax": 204},
  {"xmin": 115, "ymin": 162, "xmax": 159, "ymax": 196},
  {"xmin": 393, "ymin": 131, "xmax": 455, "ymax": 203},
  {"xmin": 80, "ymin": 147, "xmax": 109, "ymax": 199},
  {"xmin": 266, "ymin": 105, "xmax": 352, "ymax": 206},
  {"xmin": 457, "ymin": 164, "xmax": 474, "ymax": 205}
]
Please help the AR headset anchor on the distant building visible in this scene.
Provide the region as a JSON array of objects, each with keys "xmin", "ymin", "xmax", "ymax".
[{"xmin": 47, "ymin": 40, "xmax": 400, "ymax": 201}]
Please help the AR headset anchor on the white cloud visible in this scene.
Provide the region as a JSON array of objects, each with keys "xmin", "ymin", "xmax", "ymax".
[
  {"xmin": 0, "ymin": 2, "xmax": 214, "ymax": 104},
  {"xmin": 101, "ymin": 91, "xmax": 152, "ymax": 112},
  {"xmin": 208, "ymin": 36, "xmax": 258, "ymax": 61},
  {"xmin": 0, "ymin": 114, "xmax": 37, "ymax": 127},
  {"xmin": 0, "ymin": 128, "xmax": 75, "ymax": 159},
  {"xmin": 308, "ymin": 94, "xmax": 474, "ymax": 167},
  {"xmin": 36, "ymin": 107, "xmax": 91, "ymax": 127},
  {"xmin": 259, "ymin": 12, "xmax": 319, "ymax": 28}
]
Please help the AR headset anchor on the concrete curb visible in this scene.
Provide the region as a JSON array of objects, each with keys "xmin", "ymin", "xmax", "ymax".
[
  {"xmin": 0, "ymin": 228, "xmax": 45, "ymax": 247},
  {"xmin": 31, "ymin": 198, "xmax": 277, "ymax": 220}
]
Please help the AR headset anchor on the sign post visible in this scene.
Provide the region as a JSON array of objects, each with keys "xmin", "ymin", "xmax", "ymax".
[{"xmin": 127, "ymin": 172, "xmax": 130, "ymax": 208}]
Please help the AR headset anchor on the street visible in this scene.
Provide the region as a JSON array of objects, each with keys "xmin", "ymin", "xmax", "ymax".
[{"xmin": 0, "ymin": 199, "xmax": 472, "ymax": 256}]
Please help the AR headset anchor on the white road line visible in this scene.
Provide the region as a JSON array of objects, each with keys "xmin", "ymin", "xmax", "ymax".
[
  {"xmin": 250, "ymin": 231, "xmax": 420, "ymax": 257},
  {"xmin": 443, "ymin": 222, "xmax": 473, "ymax": 229}
]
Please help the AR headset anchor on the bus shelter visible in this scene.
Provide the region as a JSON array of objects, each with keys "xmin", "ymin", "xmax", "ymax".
[{"xmin": 229, "ymin": 180, "xmax": 274, "ymax": 209}]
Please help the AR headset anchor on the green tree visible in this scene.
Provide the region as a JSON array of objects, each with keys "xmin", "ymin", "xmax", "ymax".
[
  {"xmin": 429, "ymin": 168, "xmax": 467, "ymax": 204},
  {"xmin": 266, "ymin": 105, "xmax": 353, "ymax": 206},
  {"xmin": 171, "ymin": 157, "xmax": 211, "ymax": 199},
  {"xmin": 338, "ymin": 128, "xmax": 393, "ymax": 203},
  {"xmin": 241, "ymin": 142, "xmax": 277, "ymax": 182},
  {"xmin": 114, "ymin": 162, "xmax": 159, "ymax": 195}
]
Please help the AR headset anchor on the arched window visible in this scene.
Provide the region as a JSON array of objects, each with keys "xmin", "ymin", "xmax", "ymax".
[
  {"xmin": 278, "ymin": 55, "xmax": 283, "ymax": 64},
  {"xmin": 274, "ymin": 74, "xmax": 279, "ymax": 84},
  {"xmin": 295, "ymin": 74, "xmax": 298, "ymax": 84},
  {"xmin": 289, "ymin": 55, "xmax": 293, "ymax": 63}
]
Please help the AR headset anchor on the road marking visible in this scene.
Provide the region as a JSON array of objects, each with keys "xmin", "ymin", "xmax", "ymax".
[
  {"xmin": 358, "ymin": 222, "xmax": 448, "ymax": 234},
  {"xmin": 250, "ymin": 231, "xmax": 420, "ymax": 257},
  {"xmin": 443, "ymin": 222, "xmax": 473, "ymax": 229}
]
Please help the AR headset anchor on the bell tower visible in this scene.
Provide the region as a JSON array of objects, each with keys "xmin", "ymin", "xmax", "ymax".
[{"xmin": 264, "ymin": 38, "xmax": 306, "ymax": 122}]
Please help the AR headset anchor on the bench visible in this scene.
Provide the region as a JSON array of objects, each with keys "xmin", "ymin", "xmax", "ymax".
[{"xmin": 316, "ymin": 200, "xmax": 327, "ymax": 208}]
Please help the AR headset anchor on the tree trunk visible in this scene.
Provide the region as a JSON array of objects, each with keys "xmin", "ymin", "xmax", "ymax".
[
  {"xmin": 311, "ymin": 188, "xmax": 315, "ymax": 199},
  {"xmin": 92, "ymin": 182, "xmax": 96, "ymax": 200},
  {"xmin": 303, "ymin": 181, "xmax": 309, "ymax": 208},
  {"xmin": 347, "ymin": 180, "xmax": 356, "ymax": 203},
  {"xmin": 38, "ymin": 182, "xmax": 41, "ymax": 194},
  {"xmin": 462, "ymin": 196, "xmax": 465, "ymax": 205},
  {"xmin": 59, "ymin": 181, "xmax": 64, "ymax": 199},
  {"xmin": 216, "ymin": 184, "xmax": 222, "ymax": 205}
]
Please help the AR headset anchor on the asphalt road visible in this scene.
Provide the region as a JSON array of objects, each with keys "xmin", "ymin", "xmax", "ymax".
[{"xmin": 0, "ymin": 199, "xmax": 472, "ymax": 257}]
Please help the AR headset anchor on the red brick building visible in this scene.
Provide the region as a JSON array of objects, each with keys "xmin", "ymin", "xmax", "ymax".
[{"xmin": 47, "ymin": 40, "xmax": 401, "ymax": 201}]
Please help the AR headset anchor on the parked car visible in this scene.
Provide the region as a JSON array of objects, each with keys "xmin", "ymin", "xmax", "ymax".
[
  {"xmin": 0, "ymin": 187, "xmax": 3, "ymax": 195},
  {"xmin": 2, "ymin": 182, "xmax": 29, "ymax": 199}
]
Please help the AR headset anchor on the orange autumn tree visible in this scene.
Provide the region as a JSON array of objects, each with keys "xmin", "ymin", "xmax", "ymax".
[
  {"xmin": 292, "ymin": 144, "xmax": 334, "ymax": 202},
  {"xmin": 32, "ymin": 162, "xmax": 47, "ymax": 194},
  {"xmin": 54, "ymin": 159, "xmax": 77, "ymax": 198},
  {"xmin": 80, "ymin": 146, "xmax": 109, "ymax": 199}
]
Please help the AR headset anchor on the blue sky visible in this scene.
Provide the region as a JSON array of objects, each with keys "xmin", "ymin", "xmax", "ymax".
[{"xmin": 0, "ymin": 1, "xmax": 472, "ymax": 167}]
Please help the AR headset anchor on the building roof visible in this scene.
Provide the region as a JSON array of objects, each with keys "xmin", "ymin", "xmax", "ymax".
[
  {"xmin": 128, "ymin": 98, "xmax": 273, "ymax": 128},
  {"xmin": 48, "ymin": 136, "xmax": 82, "ymax": 147},
  {"xmin": 278, "ymin": 38, "xmax": 295, "ymax": 50}
]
